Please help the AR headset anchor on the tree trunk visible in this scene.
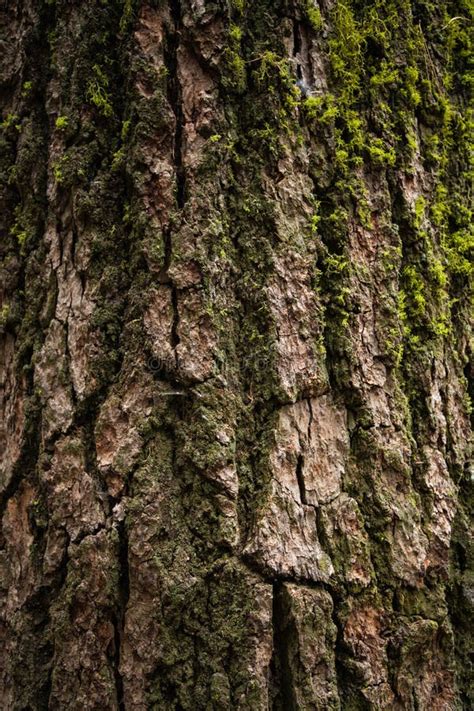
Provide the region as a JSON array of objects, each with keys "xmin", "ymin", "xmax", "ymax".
[{"xmin": 0, "ymin": 1, "xmax": 472, "ymax": 709}]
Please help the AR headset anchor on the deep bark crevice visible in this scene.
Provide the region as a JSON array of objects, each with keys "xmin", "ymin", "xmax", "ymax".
[
  {"xmin": 162, "ymin": 0, "xmax": 185, "ymax": 365},
  {"xmin": 166, "ymin": 0, "xmax": 186, "ymax": 210},
  {"xmin": 113, "ymin": 518, "xmax": 130, "ymax": 711},
  {"xmin": 270, "ymin": 581, "xmax": 296, "ymax": 711},
  {"xmin": 295, "ymin": 453, "xmax": 307, "ymax": 505}
]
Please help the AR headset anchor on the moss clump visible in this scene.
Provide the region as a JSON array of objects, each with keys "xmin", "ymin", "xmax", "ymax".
[
  {"xmin": 21, "ymin": 81, "xmax": 33, "ymax": 97},
  {"xmin": 86, "ymin": 64, "xmax": 114, "ymax": 117},
  {"xmin": 1, "ymin": 113, "xmax": 20, "ymax": 130},
  {"xmin": 303, "ymin": 94, "xmax": 338, "ymax": 124},
  {"xmin": 304, "ymin": 1, "xmax": 323, "ymax": 31},
  {"xmin": 52, "ymin": 154, "xmax": 69, "ymax": 185},
  {"xmin": 328, "ymin": 1, "xmax": 364, "ymax": 103},
  {"xmin": 222, "ymin": 23, "xmax": 247, "ymax": 94},
  {"xmin": 230, "ymin": 0, "xmax": 245, "ymax": 14},
  {"xmin": 55, "ymin": 115, "xmax": 68, "ymax": 130},
  {"xmin": 119, "ymin": 0, "xmax": 136, "ymax": 33},
  {"xmin": 367, "ymin": 136, "xmax": 396, "ymax": 166},
  {"xmin": 9, "ymin": 202, "xmax": 38, "ymax": 255}
]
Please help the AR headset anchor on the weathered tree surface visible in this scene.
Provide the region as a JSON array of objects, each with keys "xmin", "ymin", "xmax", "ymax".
[{"xmin": 0, "ymin": 1, "xmax": 472, "ymax": 709}]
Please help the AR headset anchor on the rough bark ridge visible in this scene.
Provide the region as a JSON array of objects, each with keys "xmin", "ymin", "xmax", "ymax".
[{"xmin": 0, "ymin": 1, "xmax": 472, "ymax": 709}]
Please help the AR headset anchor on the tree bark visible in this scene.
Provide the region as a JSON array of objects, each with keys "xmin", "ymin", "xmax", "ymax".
[{"xmin": 0, "ymin": 1, "xmax": 472, "ymax": 709}]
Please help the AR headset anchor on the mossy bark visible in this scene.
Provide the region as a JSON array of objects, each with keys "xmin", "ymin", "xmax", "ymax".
[{"xmin": 0, "ymin": 1, "xmax": 472, "ymax": 709}]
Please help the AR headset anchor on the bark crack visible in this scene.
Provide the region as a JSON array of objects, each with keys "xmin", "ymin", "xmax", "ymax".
[
  {"xmin": 164, "ymin": 0, "xmax": 185, "ymax": 364},
  {"xmin": 295, "ymin": 453, "xmax": 307, "ymax": 505},
  {"xmin": 165, "ymin": 0, "xmax": 185, "ymax": 210},
  {"xmin": 113, "ymin": 517, "xmax": 129, "ymax": 711},
  {"xmin": 270, "ymin": 581, "xmax": 296, "ymax": 710}
]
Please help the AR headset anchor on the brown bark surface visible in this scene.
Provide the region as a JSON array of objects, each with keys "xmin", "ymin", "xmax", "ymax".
[{"xmin": 0, "ymin": 1, "xmax": 472, "ymax": 709}]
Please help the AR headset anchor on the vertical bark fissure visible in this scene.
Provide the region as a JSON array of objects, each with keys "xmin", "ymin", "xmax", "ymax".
[
  {"xmin": 295, "ymin": 453, "xmax": 307, "ymax": 506},
  {"xmin": 164, "ymin": 0, "xmax": 185, "ymax": 361},
  {"xmin": 293, "ymin": 18, "xmax": 302, "ymax": 66},
  {"xmin": 168, "ymin": 0, "xmax": 186, "ymax": 211},
  {"xmin": 270, "ymin": 582, "xmax": 296, "ymax": 711},
  {"xmin": 114, "ymin": 517, "xmax": 129, "ymax": 711},
  {"xmin": 329, "ymin": 583, "xmax": 359, "ymax": 708},
  {"xmin": 78, "ymin": 402, "xmax": 110, "ymax": 514},
  {"xmin": 170, "ymin": 283, "xmax": 180, "ymax": 351}
]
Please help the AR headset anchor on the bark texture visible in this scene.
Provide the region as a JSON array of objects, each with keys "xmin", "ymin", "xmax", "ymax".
[{"xmin": 0, "ymin": 1, "xmax": 472, "ymax": 709}]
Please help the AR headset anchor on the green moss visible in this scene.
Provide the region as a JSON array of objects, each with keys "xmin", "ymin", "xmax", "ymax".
[
  {"xmin": 401, "ymin": 266, "xmax": 426, "ymax": 320},
  {"xmin": 318, "ymin": 242, "xmax": 353, "ymax": 341},
  {"xmin": 52, "ymin": 155, "xmax": 69, "ymax": 184},
  {"xmin": 10, "ymin": 226, "xmax": 28, "ymax": 250},
  {"xmin": 367, "ymin": 137, "xmax": 396, "ymax": 166},
  {"xmin": 1, "ymin": 113, "xmax": 20, "ymax": 130},
  {"xmin": 119, "ymin": 0, "xmax": 136, "ymax": 32},
  {"xmin": 369, "ymin": 60, "xmax": 398, "ymax": 89},
  {"xmin": 303, "ymin": 94, "xmax": 337, "ymax": 125},
  {"xmin": 328, "ymin": 1, "xmax": 364, "ymax": 103},
  {"xmin": 444, "ymin": 228, "xmax": 474, "ymax": 279},
  {"xmin": 305, "ymin": 1, "xmax": 323, "ymax": 31},
  {"xmin": 9, "ymin": 205, "xmax": 35, "ymax": 253},
  {"xmin": 430, "ymin": 185, "xmax": 448, "ymax": 227},
  {"xmin": 413, "ymin": 196, "xmax": 426, "ymax": 229},
  {"xmin": 260, "ymin": 53, "xmax": 301, "ymax": 113},
  {"xmin": 121, "ymin": 118, "xmax": 131, "ymax": 141},
  {"xmin": 429, "ymin": 258, "xmax": 447, "ymax": 289},
  {"xmin": 230, "ymin": 0, "xmax": 245, "ymax": 14},
  {"xmin": 229, "ymin": 23, "xmax": 242, "ymax": 43},
  {"xmin": 222, "ymin": 22, "xmax": 247, "ymax": 94},
  {"xmin": 55, "ymin": 115, "xmax": 68, "ymax": 130},
  {"xmin": 86, "ymin": 64, "xmax": 113, "ymax": 117},
  {"xmin": 402, "ymin": 65, "xmax": 421, "ymax": 106},
  {"xmin": 224, "ymin": 49, "xmax": 246, "ymax": 93},
  {"xmin": 21, "ymin": 81, "xmax": 33, "ymax": 97}
]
